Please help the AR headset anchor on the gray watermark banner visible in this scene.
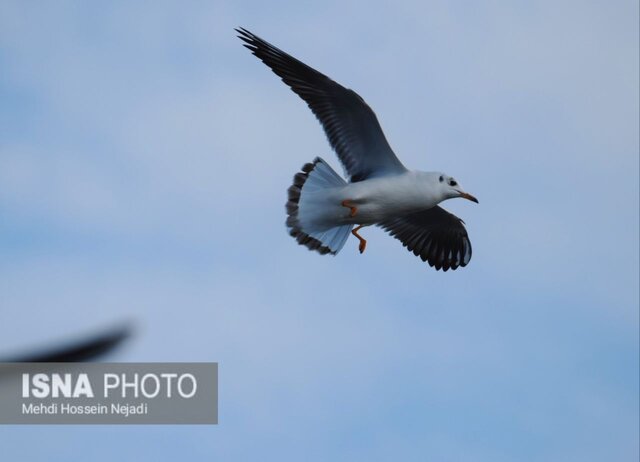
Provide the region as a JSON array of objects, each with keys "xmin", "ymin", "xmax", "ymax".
[{"xmin": 0, "ymin": 363, "xmax": 217, "ymax": 424}]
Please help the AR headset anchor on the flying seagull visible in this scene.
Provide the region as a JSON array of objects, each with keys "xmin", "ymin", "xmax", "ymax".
[{"xmin": 237, "ymin": 28, "xmax": 478, "ymax": 271}]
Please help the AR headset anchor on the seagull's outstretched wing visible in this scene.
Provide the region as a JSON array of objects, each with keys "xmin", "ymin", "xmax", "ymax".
[
  {"xmin": 237, "ymin": 27, "xmax": 407, "ymax": 182},
  {"xmin": 2, "ymin": 325, "xmax": 132, "ymax": 363},
  {"xmin": 379, "ymin": 206, "xmax": 472, "ymax": 271}
]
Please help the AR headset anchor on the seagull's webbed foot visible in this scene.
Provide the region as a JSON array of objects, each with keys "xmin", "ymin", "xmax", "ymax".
[
  {"xmin": 351, "ymin": 225, "xmax": 367, "ymax": 254},
  {"xmin": 341, "ymin": 199, "xmax": 358, "ymax": 218}
]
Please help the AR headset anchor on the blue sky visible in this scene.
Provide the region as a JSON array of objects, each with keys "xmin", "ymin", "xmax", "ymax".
[{"xmin": 0, "ymin": 1, "xmax": 638, "ymax": 460}]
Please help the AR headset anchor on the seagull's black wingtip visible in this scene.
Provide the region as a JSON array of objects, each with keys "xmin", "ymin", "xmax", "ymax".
[
  {"xmin": 235, "ymin": 27, "xmax": 254, "ymax": 39},
  {"xmin": 236, "ymin": 27, "xmax": 258, "ymax": 49}
]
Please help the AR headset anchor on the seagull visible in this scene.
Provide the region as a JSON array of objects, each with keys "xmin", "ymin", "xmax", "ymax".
[{"xmin": 237, "ymin": 28, "xmax": 478, "ymax": 271}]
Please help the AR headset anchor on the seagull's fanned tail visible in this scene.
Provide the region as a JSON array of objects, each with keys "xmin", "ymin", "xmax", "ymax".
[{"xmin": 286, "ymin": 157, "xmax": 353, "ymax": 255}]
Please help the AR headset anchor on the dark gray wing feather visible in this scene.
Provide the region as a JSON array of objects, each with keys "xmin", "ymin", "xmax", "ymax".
[
  {"xmin": 237, "ymin": 27, "xmax": 407, "ymax": 182},
  {"xmin": 379, "ymin": 206, "xmax": 472, "ymax": 271},
  {"xmin": 2, "ymin": 325, "xmax": 131, "ymax": 363}
]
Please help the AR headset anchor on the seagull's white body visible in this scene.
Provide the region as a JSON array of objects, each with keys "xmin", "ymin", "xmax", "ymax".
[
  {"xmin": 238, "ymin": 28, "xmax": 478, "ymax": 271},
  {"xmin": 303, "ymin": 171, "xmax": 444, "ymax": 230}
]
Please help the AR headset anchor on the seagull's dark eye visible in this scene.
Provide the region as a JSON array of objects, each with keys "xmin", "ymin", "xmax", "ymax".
[
  {"xmin": 449, "ymin": 179, "xmax": 457, "ymax": 187},
  {"xmin": 439, "ymin": 175, "xmax": 444, "ymax": 182}
]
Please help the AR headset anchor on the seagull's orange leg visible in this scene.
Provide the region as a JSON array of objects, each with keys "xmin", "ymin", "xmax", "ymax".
[
  {"xmin": 341, "ymin": 199, "xmax": 358, "ymax": 217},
  {"xmin": 351, "ymin": 225, "xmax": 367, "ymax": 254}
]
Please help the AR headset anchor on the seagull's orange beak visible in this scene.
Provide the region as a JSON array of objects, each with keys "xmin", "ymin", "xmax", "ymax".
[{"xmin": 459, "ymin": 192, "xmax": 479, "ymax": 203}]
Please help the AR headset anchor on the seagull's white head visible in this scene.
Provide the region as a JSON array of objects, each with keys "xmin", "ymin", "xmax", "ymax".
[{"xmin": 434, "ymin": 172, "xmax": 479, "ymax": 204}]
